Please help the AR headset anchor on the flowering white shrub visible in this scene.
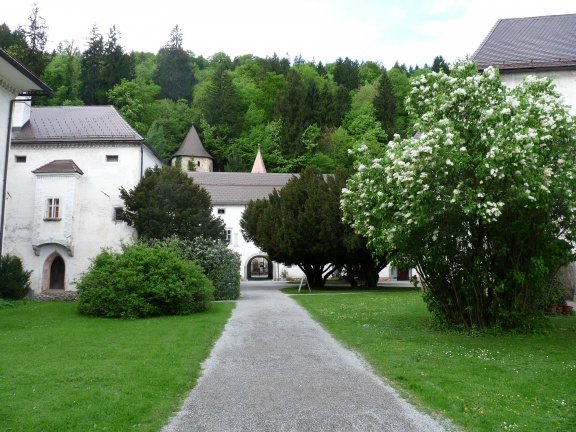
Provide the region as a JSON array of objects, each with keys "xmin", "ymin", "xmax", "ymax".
[{"xmin": 342, "ymin": 62, "xmax": 576, "ymax": 330}]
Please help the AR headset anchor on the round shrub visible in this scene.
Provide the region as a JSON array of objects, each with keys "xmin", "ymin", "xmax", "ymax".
[
  {"xmin": 0, "ymin": 254, "xmax": 32, "ymax": 300},
  {"xmin": 77, "ymin": 244, "xmax": 214, "ymax": 318},
  {"xmin": 152, "ymin": 237, "xmax": 241, "ymax": 300}
]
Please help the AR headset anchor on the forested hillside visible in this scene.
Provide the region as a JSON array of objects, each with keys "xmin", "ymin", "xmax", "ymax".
[{"xmin": 1, "ymin": 6, "xmax": 450, "ymax": 172}]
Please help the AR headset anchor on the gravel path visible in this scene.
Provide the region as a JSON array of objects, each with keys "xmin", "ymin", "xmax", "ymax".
[{"xmin": 162, "ymin": 281, "xmax": 454, "ymax": 432}]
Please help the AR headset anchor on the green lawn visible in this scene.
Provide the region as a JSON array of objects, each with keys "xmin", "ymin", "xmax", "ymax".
[
  {"xmin": 291, "ymin": 290, "xmax": 576, "ymax": 432},
  {"xmin": 0, "ymin": 301, "xmax": 234, "ymax": 432}
]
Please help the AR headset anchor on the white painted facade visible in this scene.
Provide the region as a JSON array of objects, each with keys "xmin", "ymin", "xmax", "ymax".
[
  {"xmin": 4, "ymin": 108, "xmax": 164, "ymax": 294},
  {"xmin": 210, "ymin": 203, "xmax": 303, "ymax": 281},
  {"xmin": 500, "ymin": 69, "xmax": 576, "ymax": 114}
]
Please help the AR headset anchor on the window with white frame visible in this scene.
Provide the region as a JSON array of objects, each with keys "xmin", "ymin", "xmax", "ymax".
[
  {"xmin": 226, "ymin": 228, "xmax": 232, "ymax": 244},
  {"xmin": 45, "ymin": 198, "xmax": 61, "ymax": 219}
]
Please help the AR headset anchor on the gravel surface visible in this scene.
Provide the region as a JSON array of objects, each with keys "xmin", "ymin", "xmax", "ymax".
[{"xmin": 162, "ymin": 281, "xmax": 455, "ymax": 432}]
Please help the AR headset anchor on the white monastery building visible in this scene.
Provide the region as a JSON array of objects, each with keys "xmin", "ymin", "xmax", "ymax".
[
  {"xmin": 4, "ymin": 105, "xmax": 165, "ymax": 294},
  {"xmin": 472, "ymin": 13, "xmax": 576, "ymax": 113},
  {"xmin": 171, "ymin": 126, "xmax": 304, "ymax": 281}
]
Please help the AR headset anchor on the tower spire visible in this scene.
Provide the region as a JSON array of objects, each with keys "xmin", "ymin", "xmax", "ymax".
[{"xmin": 251, "ymin": 144, "xmax": 267, "ymax": 173}]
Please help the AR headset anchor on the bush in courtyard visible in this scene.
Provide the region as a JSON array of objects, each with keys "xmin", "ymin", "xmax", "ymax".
[
  {"xmin": 153, "ymin": 237, "xmax": 241, "ymax": 300},
  {"xmin": 0, "ymin": 254, "xmax": 32, "ymax": 300},
  {"xmin": 77, "ymin": 244, "xmax": 214, "ymax": 318}
]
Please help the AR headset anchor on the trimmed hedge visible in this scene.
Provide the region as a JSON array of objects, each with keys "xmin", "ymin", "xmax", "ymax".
[
  {"xmin": 77, "ymin": 244, "xmax": 214, "ymax": 318},
  {"xmin": 0, "ymin": 255, "xmax": 32, "ymax": 300}
]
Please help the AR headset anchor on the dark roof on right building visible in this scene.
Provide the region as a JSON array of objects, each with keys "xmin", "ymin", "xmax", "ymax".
[{"xmin": 472, "ymin": 14, "xmax": 576, "ymax": 71}]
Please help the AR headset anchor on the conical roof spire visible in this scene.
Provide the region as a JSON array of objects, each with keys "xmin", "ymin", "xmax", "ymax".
[
  {"xmin": 172, "ymin": 125, "xmax": 212, "ymax": 159},
  {"xmin": 251, "ymin": 144, "xmax": 267, "ymax": 173}
]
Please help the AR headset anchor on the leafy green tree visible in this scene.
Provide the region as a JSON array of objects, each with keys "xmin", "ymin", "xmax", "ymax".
[
  {"xmin": 40, "ymin": 41, "xmax": 83, "ymax": 106},
  {"xmin": 387, "ymin": 67, "xmax": 411, "ymax": 137},
  {"xmin": 358, "ymin": 61, "xmax": 382, "ymax": 85},
  {"xmin": 343, "ymin": 62, "xmax": 576, "ymax": 331},
  {"xmin": 107, "ymin": 78, "xmax": 161, "ymax": 135},
  {"xmin": 145, "ymin": 99, "xmax": 193, "ymax": 161},
  {"xmin": 120, "ymin": 166, "xmax": 226, "ymax": 241},
  {"xmin": 154, "ymin": 25, "xmax": 195, "ymax": 101}
]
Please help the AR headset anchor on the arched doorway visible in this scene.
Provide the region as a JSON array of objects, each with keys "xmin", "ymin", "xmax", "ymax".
[
  {"xmin": 247, "ymin": 256, "xmax": 273, "ymax": 280},
  {"xmin": 50, "ymin": 256, "xmax": 65, "ymax": 290}
]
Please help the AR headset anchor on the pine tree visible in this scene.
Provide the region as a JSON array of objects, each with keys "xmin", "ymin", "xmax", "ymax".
[{"xmin": 373, "ymin": 68, "xmax": 398, "ymax": 137}]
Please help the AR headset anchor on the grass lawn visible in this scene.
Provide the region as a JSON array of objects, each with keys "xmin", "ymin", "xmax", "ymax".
[
  {"xmin": 0, "ymin": 300, "xmax": 234, "ymax": 432},
  {"xmin": 290, "ymin": 290, "xmax": 576, "ymax": 432}
]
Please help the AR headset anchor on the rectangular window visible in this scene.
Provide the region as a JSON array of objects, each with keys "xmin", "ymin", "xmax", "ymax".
[
  {"xmin": 15, "ymin": 156, "xmax": 26, "ymax": 163},
  {"xmin": 226, "ymin": 229, "xmax": 232, "ymax": 244},
  {"xmin": 217, "ymin": 208, "xmax": 225, "ymax": 214},
  {"xmin": 106, "ymin": 155, "xmax": 119, "ymax": 162},
  {"xmin": 46, "ymin": 198, "xmax": 60, "ymax": 219},
  {"xmin": 113, "ymin": 207, "xmax": 125, "ymax": 222}
]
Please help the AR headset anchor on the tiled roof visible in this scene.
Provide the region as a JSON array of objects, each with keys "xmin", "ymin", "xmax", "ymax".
[
  {"xmin": 12, "ymin": 106, "xmax": 143, "ymax": 142},
  {"xmin": 32, "ymin": 159, "xmax": 84, "ymax": 175},
  {"xmin": 189, "ymin": 172, "xmax": 296, "ymax": 205},
  {"xmin": 472, "ymin": 14, "xmax": 576, "ymax": 70},
  {"xmin": 172, "ymin": 125, "xmax": 212, "ymax": 159}
]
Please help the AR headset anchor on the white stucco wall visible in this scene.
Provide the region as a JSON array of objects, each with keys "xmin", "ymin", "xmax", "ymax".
[
  {"xmin": 212, "ymin": 204, "xmax": 304, "ymax": 280},
  {"xmin": 3, "ymin": 143, "xmax": 158, "ymax": 293},
  {"xmin": 500, "ymin": 69, "xmax": 576, "ymax": 114}
]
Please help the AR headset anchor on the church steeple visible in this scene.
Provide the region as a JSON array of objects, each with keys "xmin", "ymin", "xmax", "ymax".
[{"xmin": 251, "ymin": 144, "xmax": 267, "ymax": 173}]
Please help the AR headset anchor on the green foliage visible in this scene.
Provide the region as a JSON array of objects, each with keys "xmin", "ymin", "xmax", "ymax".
[
  {"xmin": 80, "ymin": 24, "xmax": 134, "ymax": 105},
  {"xmin": 154, "ymin": 25, "xmax": 196, "ymax": 102},
  {"xmin": 120, "ymin": 166, "xmax": 226, "ymax": 242},
  {"xmin": 343, "ymin": 62, "xmax": 576, "ymax": 331},
  {"xmin": 241, "ymin": 167, "xmax": 384, "ymax": 287},
  {"xmin": 0, "ymin": 301, "xmax": 234, "ymax": 431},
  {"xmin": 39, "ymin": 42, "xmax": 83, "ymax": 106},
  {"xmin": 77, "ymin": 243, "xmax": 214, "ymax": 318},
  {"xmin": 0, "ymin": 255, "xmax": 32, "ymax": 300},
  {"xmin": 152, "ymin": 237, "xmax": 241, "ymax": 300},
  {"xmin": 373, "ymin": 67, "xmax": 398, "ymax": 137},
  {"xmin": 294, "ymin": 291, "xmax": 576, "ymax": 432}
]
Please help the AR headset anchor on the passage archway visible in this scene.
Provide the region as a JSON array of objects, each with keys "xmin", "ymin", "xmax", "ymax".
[
  {"xmin": 50, "ymin": 256, "xmax": 65, "ymax": 290},
  {"xmin": 247, "ymin": 256, "xmax": 273, "ymax": 280}
]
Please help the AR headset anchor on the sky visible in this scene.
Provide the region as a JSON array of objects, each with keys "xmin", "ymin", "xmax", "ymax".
[{"xmin": 3, "ymin": 0, "xmax": 575, "ymax": 68}]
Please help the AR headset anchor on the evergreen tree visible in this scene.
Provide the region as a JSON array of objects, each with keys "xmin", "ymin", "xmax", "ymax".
[
  {"xmin": 22, "ymin": 3, "xmax": 49, "ymax": 76},
  {"xmin": 373, "ymin": 68, "xmax": 398, "ymax": 137},
  {"xmin": 154, "ymin": 25, "xmax": 195, "ymax": 102},
  {"xmin": 332, "ymin": 57, "xmax": 360, "ymax": 92},
  {"xmin": 120, "ymin": 166, "xmax": 225, "ymax": 241},
  {"xmin": 431, "ymin": 55, "xmax": 450, "ymax": 74},
  {"xmin": 80, "ymin": 24, "xmax": 105, "ymax": 104}
]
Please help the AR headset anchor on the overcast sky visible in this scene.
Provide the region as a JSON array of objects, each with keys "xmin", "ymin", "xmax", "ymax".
[{"xmin": 4, "ymin": 1, "xmax": 574, "ymax": 67}]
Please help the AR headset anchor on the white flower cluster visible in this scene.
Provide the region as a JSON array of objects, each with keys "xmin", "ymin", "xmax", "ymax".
[{"xmin": 341, "ymin": 61, "xmax": 576, "ymax": 257}]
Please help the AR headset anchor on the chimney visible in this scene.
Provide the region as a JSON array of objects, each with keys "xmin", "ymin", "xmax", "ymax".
[{"xmin": 11, "ymin": 96, "xmax": 31, "ymax": 132}]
